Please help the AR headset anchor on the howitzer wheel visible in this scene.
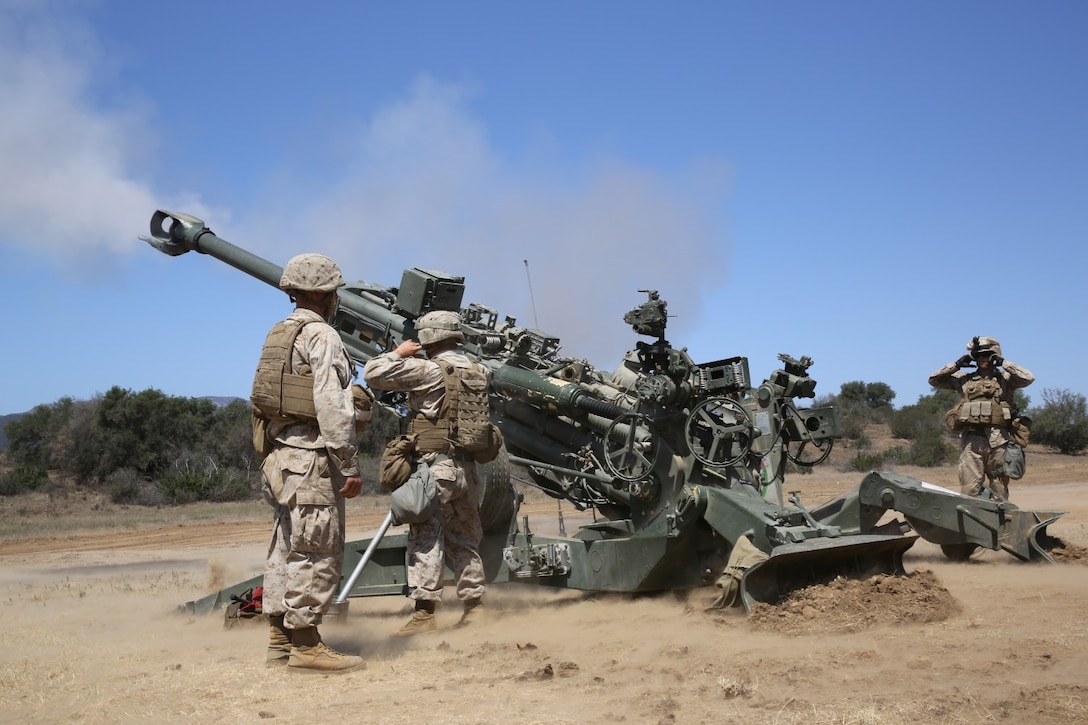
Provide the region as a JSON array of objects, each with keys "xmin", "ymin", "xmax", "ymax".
[
  {"xmin": 477, "ymin": 445, "xmax": 518, "ymax": 534},
  {"xmin": 685, "ymin": 397, "xmax": 752, "ymax": 467},
  {"xmin": 602, "ymin": 412, "xmax": 658, "ymax": 482},
  {"xmin": 939, "ymin": 543, "xmax": 980, "ymax": 561},
  {"xmin": 785, "ymin": 436, "xmax": 834, "ymax": 466}
]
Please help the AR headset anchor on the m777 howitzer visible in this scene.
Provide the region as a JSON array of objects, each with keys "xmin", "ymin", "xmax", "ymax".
[{"xmin": 143, "ymin": 210, "xmax": 1065, "ymax": 616}]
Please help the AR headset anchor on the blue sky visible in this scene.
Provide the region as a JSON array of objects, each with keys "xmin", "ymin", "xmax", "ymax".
[{"xmin": 2, "ymin": 1, "xmax": 1085, "ymax": 416}]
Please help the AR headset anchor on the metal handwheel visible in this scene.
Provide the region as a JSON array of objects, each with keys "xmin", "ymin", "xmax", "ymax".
[
  {"xmin": 785, "ymin": 436, "xmax": 834, "ymax": 466},
  {"xmin": 781, "ymin": 404, "xmax": 834, "ymax": 466},
  {"xmin": 685, "ymin": 397, "xmax": 753, "ymax": 467},
  {"xmin": 602, "ymin": 412, "xmax": 658, "ymax": 482}
]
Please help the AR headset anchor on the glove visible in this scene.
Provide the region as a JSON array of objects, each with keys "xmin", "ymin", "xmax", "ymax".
[
  {"xmin": 955, "ymin": 354, "xmax": 973, "ymax": 368},
  {"xmin": 991, "ymin": 355, "xmax": 1003, "ymax": 367}
]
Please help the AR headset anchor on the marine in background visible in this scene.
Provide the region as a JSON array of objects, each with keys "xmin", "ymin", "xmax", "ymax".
[
  {"xmin": 929, "ymin": 336, "xmax": 1034, "ymax": 500},
  {"xmin": 363, "ymin": 310, "xmax": 491, "ymax": 636},
  {"xmin": 252, "ymin": 253, "xmax": 366, "ymax": 673}
]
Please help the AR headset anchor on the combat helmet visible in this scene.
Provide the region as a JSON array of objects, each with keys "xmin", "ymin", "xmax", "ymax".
[
  {"xmin": 968, "ymin": 336, "xmax": 1002, "ymax": 359},
  {"xmin": 279, "ymin": 253, "xmax": 345, "ymax": 293},
  {"xmin": 416, "ymin": 310, "xmax": 464, "ymax": 345}
]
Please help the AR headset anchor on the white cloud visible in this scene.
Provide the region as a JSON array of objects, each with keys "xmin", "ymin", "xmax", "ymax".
[{"xmin": 0, "ymin": 5, "xmax": 160, "ymax": 256}]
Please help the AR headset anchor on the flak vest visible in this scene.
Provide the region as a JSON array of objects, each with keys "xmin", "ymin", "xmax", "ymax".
[
  {"xmin": 408, "ymin": 359, "xmax": 491, "ymax": 458},
  {"xmin": 251, "ymin": 318, "xmax": 319, "ymax": 422},
  {"xmin": 956, "ymin": 374, "xmax": 1012, "ymax": 428}
]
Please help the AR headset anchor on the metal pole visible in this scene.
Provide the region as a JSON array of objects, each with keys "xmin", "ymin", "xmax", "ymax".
[
  {"xmin": 523, "ymin": 259, "xmax": 539, "ymax": 328},
  {"xmin": 333, "ymin": 510, "xmax": 395, "ymax": 605}
]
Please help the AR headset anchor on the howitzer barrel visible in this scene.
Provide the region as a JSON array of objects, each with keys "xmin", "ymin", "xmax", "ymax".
[
  {"xmin": 144, "ymin": 210, "xmax": 411, "ymax": 365},
  {"xmin": 145, "ymin": 210, "xmax": 284, "ymax": 287}
]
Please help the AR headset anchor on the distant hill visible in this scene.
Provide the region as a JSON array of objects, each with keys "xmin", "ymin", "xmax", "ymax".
[
  {"xmin": 0, "ymin": 396, "xmax": 245, "ymax": 452},
  {"xmin": 205, "ymin": 396, "xmax": 246, "ymax": 408}
]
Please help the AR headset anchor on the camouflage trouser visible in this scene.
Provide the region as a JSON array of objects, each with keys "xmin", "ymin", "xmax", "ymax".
[
  {"xmin": 406, "ymin": 456, "xmax": 485, "ymax": 604},
  {"xmin": 958, "ymin": 426, "xmax": 1011, "ymax": 500},
  {"xmin": 261, "ymin": 446, "xmax": 347, "ymax": 630}
]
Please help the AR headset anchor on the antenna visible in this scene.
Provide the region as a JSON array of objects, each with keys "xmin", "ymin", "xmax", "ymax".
[{"xmin": 523, "ymin": 259, "xmax": 540, "ymax": 329}]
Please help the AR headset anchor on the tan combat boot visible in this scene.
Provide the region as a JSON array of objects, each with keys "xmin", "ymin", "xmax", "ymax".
[
  {"xmin": 287, "ymin": 627, "xmax": 365, "ymax": 673},
  {"xmin": 394, "ymin": 602, "xmax": 437, "ymax": 637},
  {"xmin": 456, "ymin": 598, "xmax": 485, "ymax": 628},
  {"xmin": 266, "ymin": 614, "xmax": 292, "ymax": 666}
]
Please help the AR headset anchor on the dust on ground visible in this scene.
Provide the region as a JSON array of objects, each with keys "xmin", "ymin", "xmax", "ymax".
[{"xmin": 2, "ymin": 451, "xmax": 1088, "ymax": 724}]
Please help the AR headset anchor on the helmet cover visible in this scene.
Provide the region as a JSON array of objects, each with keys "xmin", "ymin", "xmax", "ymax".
[
  {"xmin": 279, "ymin": 253, "xmax": 345, "ymax": 293},
  {"xmin": 415, "ymin": 310, "xmax": 464, "ymax": 345},
  {"xmin": 967, "ymin": 336, "xmax": 1003, "ymax": 358}
]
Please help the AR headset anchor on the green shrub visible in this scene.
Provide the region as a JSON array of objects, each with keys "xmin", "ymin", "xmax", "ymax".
[
  {"xmin": 889, "ymin": 389, "xmax": 959, "ymax": 441},
  {"xmin": 208, "ymin": 470, "xmax": 257, "ymax": 502},
  {"xmin": 879, "ymin": 445, "xmax": 908, "ymax": 466},
  {"xmin": 849, "ymin": 451, "xmax": 885, "ymax": 472},
  {"xmin": 1029, "ymin": 388, "xmax": 1088, "ymax": 455},
  {"xmin": 839, "ymin": 415, "xmax": 866, "ymax": 442},
  {"xmin": 156, "ymin": 469, "xmax": 255, "ymax": 505},
  {"xmin": 888, "ymin": 406, "xmax": 928, "ymax": 440},
  {"xmin": 105, "ymin": 468, "xmax": 165, "ymax": 506},
  {"xmin": 838, "ymin": 381, "xmax": 896, "ymax": 422},
  {"xmin": 0, "ymin": 463, "xmax": 49, "ymax": 496},
  {"xmin": 906, "ymin": 429, "xmax": 954, "ymax": 467}
]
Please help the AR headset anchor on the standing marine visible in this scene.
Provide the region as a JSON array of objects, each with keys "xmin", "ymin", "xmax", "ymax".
[
  {"xmin": 252, "ymin": 253, "xmax": 366, "ymax": 673},
  {"xmin": 363, "ymin": 310, "xmax": 491, "ymax": 636},
  {"xmin": 929, "ymin": 336, "xmax": 1034, "ymax": 500}
]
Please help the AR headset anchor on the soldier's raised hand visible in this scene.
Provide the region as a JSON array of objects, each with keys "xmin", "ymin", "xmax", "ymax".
[{"xmin": 394, "ymin": 340, "xmax": 423, "ymax": 358}]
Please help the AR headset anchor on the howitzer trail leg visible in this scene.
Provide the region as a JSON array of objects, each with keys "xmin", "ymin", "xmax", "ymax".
[{"xmin": 853, "ymin": 471, "xmax": 1066, "ymax": 562}]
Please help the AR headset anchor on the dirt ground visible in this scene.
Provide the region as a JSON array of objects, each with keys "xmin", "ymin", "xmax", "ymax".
[{"xmin": 2, "ymin": 450, "xmax": 1087, "ymax": 724}]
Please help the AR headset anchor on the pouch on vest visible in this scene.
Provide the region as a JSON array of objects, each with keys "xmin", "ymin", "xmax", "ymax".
[
  {"xmin": 252, "ymin": 411, "xmax": 274, "ymax": 458},
  {"xmin": 472, "ymin": 423, "xmax": 504, "ymax": 464},
  {"xmin": 1004, "ymin": 443, "xmax": 1027, "ymax": 480},
  {"xmin": 1010, "ymin": 416, "xmax": 1032, "ymax": 447},
  {"xmin": 959, "ymin": 377, "xmax": 1009, "ymax": 426},
  {"xmin": 944, "ymin": 407, "xmax": 964, "ymax": 433},
  {"xmin": 251, "ymin": 318, "xmax": 319, "ymax": 421},
  {"xmin": 438, "ymin": 362, "xmax": 492, "ymax": 455},
  {"xmin": 390, "ymin": 461, "xmax": 439, "ymax": 525},
  {"xmin": 379, "ymin": 433, "xmax": 417, "ymax": 492}
]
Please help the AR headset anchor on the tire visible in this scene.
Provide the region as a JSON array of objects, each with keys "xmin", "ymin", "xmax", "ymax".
[
  {"xmin": 940, "ymin": 543, "xmax": 980, "ymax": 561},
  {"xmin": 477, "ymin": 444, "xmax": 517, "ymax": 534}
]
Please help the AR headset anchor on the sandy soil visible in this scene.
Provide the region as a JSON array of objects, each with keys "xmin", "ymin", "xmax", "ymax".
[{"xmin": 2, "ymin": 451, "xmax": 1087, "ymax": 724}]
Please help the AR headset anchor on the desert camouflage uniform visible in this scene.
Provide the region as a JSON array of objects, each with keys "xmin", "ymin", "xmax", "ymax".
[
  {"xmin": 363, "ymin": 348, "xmax": 487, "ymax": 605},
  {"xmin": 262, "ymin": 308, "xmax": 359, "ymax": 630},
  {"xmin": 929, "ymin": 358, "xmax": 1034, "ymax": 500}
]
